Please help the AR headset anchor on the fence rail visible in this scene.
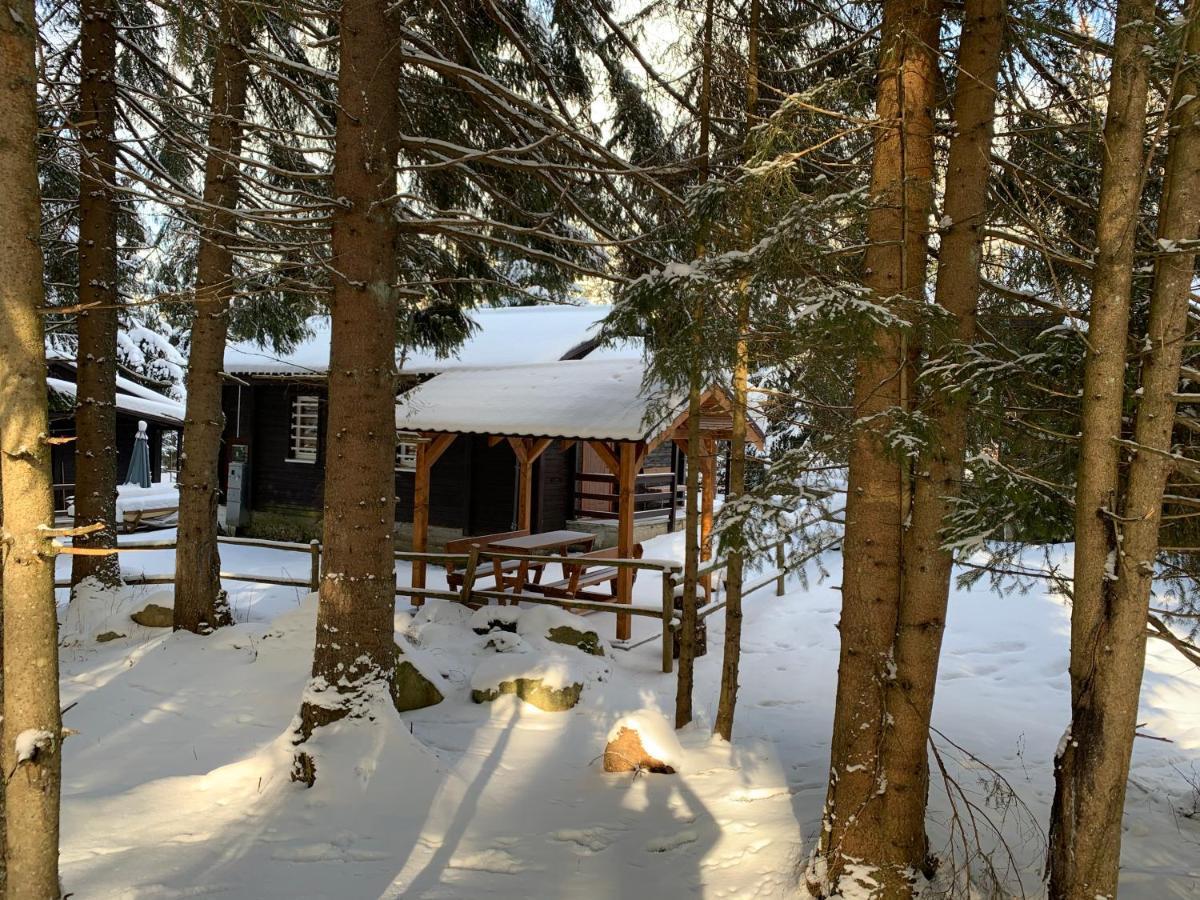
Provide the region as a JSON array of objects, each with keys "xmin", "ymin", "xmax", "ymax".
[{"xmin": 54, "ymin": 534, "xmax": 793, "ymax": 677}]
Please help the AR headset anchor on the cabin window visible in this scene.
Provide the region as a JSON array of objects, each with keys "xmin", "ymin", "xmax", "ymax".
[
  {"xmin": 289, "ymin": 394, "xmax": 319, "ymax": 463},
  {"xmin": 395, "ymin": 439, "xmax": 418, "ymax": 472}
]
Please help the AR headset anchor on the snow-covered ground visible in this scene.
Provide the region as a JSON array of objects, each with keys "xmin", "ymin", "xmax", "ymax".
[{"xmin": 56, "ymin": 532, "xmax": 1200, "ymax": 898}]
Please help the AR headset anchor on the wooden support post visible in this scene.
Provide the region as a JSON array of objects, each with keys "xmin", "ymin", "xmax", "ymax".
[
  {"xmin": 461, "ymin": 544, "xmax": 480, "ymax": 607},
  {"xmin": 412, "ymin": 441, "xmax": 431, "ymax": 604},
  {"xmin": 661, "ymin": 568, "xmax": 675, "ymax": 673},
  {"xmin": 616, "ymin": 441, "xmax": 638, "ymax": 641},
  {"xmin": 309, "ymin": 539, "xmax": 321, "ymax": 593},
  {"xmin": 410, "ymin": 432, "xmax": 456, "ymax": 606},
  {"xmin": 508, "ymin": 437, "xmax": 553, "ymax": 531},
  {"xmin": 700, "ymin": 438, "xmax": 717, "ymax": 600}
]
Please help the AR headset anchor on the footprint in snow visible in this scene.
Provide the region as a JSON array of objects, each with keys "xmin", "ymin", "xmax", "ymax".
[
  {"xmin": 645, "ymin": 829, "xmax": 699, "ymax": 853},
  {"xmin": 550, "ymin": 826, "xmax": 621, "ymax": 854}
]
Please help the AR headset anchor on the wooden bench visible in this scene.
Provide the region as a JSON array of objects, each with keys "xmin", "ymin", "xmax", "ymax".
[
  {"xmin": 531, "ymin": 544, "xmax": 643, "ymax": 603},
  {"xmin": 445, "ymin": 530, "xmax": 546, "ymax": 592}
]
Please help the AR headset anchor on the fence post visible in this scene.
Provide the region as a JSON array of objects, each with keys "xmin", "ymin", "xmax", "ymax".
[
  {"xmin": 775, "ymin": 541, "xmax": 786, "ymax": 596},
  {"xmin": 461, "ymin": 545, "xmax": 480, "ymax": 607},
  {"xmin": 309, "ymin": 540, "xmax": 321, "ymax": 594},
  {"xmin": 661, "ymin": 567, "xmax": 675, "ymax": 674}
]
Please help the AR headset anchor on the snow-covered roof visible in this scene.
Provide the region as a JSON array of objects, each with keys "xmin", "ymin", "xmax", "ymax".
[
  {"xmin": 47, "ymin": 377, "xmax": 185, "ymax": 426},
  {"xmin": 224, "ymin": 304, "xmax": 634, "ymax": 377},
  {"xmin": 395, "ymin": 359, "xmax": 678, "ymax": 443}
]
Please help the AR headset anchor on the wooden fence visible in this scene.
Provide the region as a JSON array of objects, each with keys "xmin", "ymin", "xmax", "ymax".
[{"xmin": 54, "ymin": 535, "xmax": 795, "ymax": 676}]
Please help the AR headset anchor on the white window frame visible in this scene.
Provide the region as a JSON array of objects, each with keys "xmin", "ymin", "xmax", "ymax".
[
  {"xmin": 395, "ymin": 436, "xmax": 418, "ymax": 473},
  {"xmin": 288, "ymin": 394, "xmax": 319, "ymax": 463}
]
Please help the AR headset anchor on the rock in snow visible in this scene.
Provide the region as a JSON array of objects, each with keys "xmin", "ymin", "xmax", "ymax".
[
  {"xmin": 604, "ymin": 712, "xmax": 683, "ymax": 774},
  {"xmin": 130, "ymin": 603, "xmax": 174, "ymax": 628}
]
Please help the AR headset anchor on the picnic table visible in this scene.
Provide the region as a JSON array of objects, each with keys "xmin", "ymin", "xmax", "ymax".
[{"xmin": 486, "ymin": 529, "xmax": 596, "ymax": 594}]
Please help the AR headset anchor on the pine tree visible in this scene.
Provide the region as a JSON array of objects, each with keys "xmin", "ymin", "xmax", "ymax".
[
  {"xmin": 0, "ymin": 2, "xmax": 64, "ymax": 894},
  {"xmin": 291, "ymin": 0, "xmax": 442, "ymax": 785},
  {"xmin": 812, "ymin": 1, "xmax": 943, "ymax": 894},
  {"xmin": 881, "ymin": 0, "xmax": 1007, "ymax": 871},
  {"xmin": 70, "ymin": 0, "xmax": 123, "ymax": 591},
  {"xmin": 173, "ymin": 0, "xmax": 255, "ymax": 634},
  {"xmin": 1048, "ymin": 4, "xmax": 1198, "ymax": 896}
]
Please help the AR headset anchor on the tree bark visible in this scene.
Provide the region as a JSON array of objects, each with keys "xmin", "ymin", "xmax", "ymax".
[
  {"xmin": 292, "ymin": 0, "xmax": 440, "ymax": 784},
  {"xmin": 715, "ymin": 0, "xmax": 760, "ymax": 743},
  {"xmin": 675, "ymin": 0, "xmax": 714, "ymax": 732},
  {"xmin": 71, "ymin": 0, "xmax": 121, "ymax": 591},
  {"xmin": 173, "ymin": 0, "xmax": 254, "ymax": 634},
  {"xmin": 0, "ymin": 4, "xmax": 64, "ymax": 895},
  {"xmin": 811, "ymin": 1, "xmax": 942, "ymax": 895},
  {"xmin": 1048, "ymin": 4, "xmax": 1195, "ymax": 897},
  {"xmin": 883, "ymin": 0, "xmax": 1005, "ymax": 870}
]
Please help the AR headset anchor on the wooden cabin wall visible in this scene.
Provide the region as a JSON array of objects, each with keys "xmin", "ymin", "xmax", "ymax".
[{"xmin": 395, "ymin": 435, "xmax": 472, "ymax": 528}]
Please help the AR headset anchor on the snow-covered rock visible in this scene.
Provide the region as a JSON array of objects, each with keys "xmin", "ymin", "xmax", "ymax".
[{"xmin": 604, "ymin": 712, "xmax": 683, "ymax": 774}]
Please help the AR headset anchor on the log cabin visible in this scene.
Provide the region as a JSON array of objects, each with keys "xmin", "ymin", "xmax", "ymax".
[
  {"xmin": 45, "ymin": 354, "xmax": 184, "ymax": 514},
  {"xmin": 219, "ymin": 304, "xmax": 692, "ymax": 548}
]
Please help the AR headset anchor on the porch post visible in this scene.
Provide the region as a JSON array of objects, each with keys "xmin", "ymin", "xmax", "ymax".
[
  {"xmin": 508, "ymin": 437, "xmax": 553, "ymax": 531},
  {"xmin": 616, "ymin": 440, "xmax": 637, "ymax": 641},
  {"xmin": 700, "ymin": 437, "xmax": 717, "ymax": 600},
  {"xmin": 412, "ymin": 440, "xmax": 431, "ymax": 603},
  {"xmin": 410, "ymin": 432, "xmax": 455, "ymax": 606}
]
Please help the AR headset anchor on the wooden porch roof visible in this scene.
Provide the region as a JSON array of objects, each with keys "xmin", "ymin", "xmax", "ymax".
[{"xmin": 394, "ymin": 358, "xmax": 764, "ymax": 449}]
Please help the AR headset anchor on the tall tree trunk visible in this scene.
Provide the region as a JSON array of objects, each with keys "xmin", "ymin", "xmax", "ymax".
[
  {"xmin": 714, "ymin": 0, "xmax": 760, "ymax": 743},
  {"xmin": 292, "ymin": 0, "xmax": 439, "ymax": 784},
  {"xmin": 0, "ymin": 3, "xmax": 64, "ymax": 895},
  {"xmin": 71, "ymin": 0, "xmax": 121, "ymax": 591},
  {"xmin": 1048, "ymin": 5, "xmax": 1193, "ymax": 897},
  {"xmin": 173, "ymin": 0, "xmax": 253, "ymax": 634},
  {"xmin": 810, "ymin": 1, "xmax": 942, "ymax": 895},
  {"xmin": 675, "ymin": 0, "xmax": 714, "ymax": 731},
  {"xmin": 883, "ymin": 0, "xmax": 1005, "ymax": 870}
]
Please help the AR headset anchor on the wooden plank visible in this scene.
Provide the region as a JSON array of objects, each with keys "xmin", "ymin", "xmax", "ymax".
[
  {"xmin": 700, "ymin": 437, "xmax": 716, "ymax": 600},
  {"xmin": 616, "ymin": 440, "xmax": 636, "ymax": 640},
  {"xmin": 412, "ymin": 439, "xmax": 432, "ymax": 600}
]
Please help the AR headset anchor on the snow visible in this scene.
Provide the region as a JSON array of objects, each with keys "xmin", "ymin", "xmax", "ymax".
[
  {"xmin": 46, "ymin": 376, "xmax": 185, "ymax": 425},
  {"xmin": 15, "ymin": 729, "xmax": 55, "ymax": 764},
  {"xmin": 51, "ymin": 532, "xmax": 1200, "ymax": 898},
  {"xmin": 397, "ymin": 358, "xmax": 680, "ymax": 442},
  {"xmin": 66, "ymin": 479, "xmax": 179, "ymax": 520},
  {"xmin": 223, "ymin": 304, "xmax": 637, "ymax": 376}
]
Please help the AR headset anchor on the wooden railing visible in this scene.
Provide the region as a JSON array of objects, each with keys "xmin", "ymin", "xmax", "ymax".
[
  {"xmin": 572, "ymin": 470, "xmax": 680, "ymax": 527},
  {"xmin": 53, "ymin": 534, "xmax": 797, "ymax": 683},
  {"xmin": 53, "ymin": 535, "xmax": 322, "ymax": 592}
]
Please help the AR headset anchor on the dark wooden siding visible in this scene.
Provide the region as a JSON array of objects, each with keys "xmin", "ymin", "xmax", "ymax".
[
  {"xmin": 395, "ymin": 434, "xmax": 472, "ymax": 528},
  {"xmin": 537, "ymin": 443, "xmax": 572, "ymax": 531},
  {"xmin": 468, "ymin": 435, "xmax": 518, "ymax": 534},
  {"xmin": 231, "ymin": 381, "xmax": 327, "ymax": 512}
]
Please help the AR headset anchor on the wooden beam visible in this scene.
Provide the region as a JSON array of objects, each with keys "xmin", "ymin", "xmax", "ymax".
[
  {"xmin": 616, "ymin": 440, "xmax": 637, "ymax": 641},
  {"xmin": 527, "ymin": 437, "xmax": 554, "ymax": 462},
  {"xmin": 488, "ymin": 435, "xmax": 505, "ymax": 447},
  {"xmin": 588, "ymin": 440, "xmax": 619, "ymax": 474},
  {"xmin": 507, "ymin": 436, "xmax": 529, "ymax": 464},
  {"xmin": 411, "ymin": 439, "xmax": 433, "ymax": 604},
  {"xmin": 424, "ymin": 432, "xmax": 456, "ymax": 466},
  {"xmin": 700, "ymin": 438, "xmax": 717, "ymax": 601}
]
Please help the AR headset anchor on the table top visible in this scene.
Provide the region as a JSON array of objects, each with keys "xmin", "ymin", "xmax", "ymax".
[{"xmin": 489, "ymin": 530, "xmax": 596, "ymax": 552}]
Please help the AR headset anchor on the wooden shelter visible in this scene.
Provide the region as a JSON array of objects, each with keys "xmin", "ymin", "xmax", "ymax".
[{"xmin": 396, "ymin": 359, "xmax": 764, "ymax": 639}]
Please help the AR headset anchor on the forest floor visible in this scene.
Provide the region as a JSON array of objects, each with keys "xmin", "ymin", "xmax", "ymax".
[{"xmin": 55, "ymin": 530, "xmax": 1200, "ymax": 899}]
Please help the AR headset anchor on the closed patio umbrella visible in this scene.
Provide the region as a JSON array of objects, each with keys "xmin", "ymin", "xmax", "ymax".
[{"xmin": 124, "ymin": 420, "xmax": 152, "ymax": 488}]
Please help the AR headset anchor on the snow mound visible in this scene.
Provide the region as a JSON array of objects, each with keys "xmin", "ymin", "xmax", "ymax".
[
  {"xmin": 469, "ymin": 605, "xmax": 522, "ymax": 634},
  {"xmin": 61, "ymin": 580, "xmax": 176, "ymax": 643},
  {"xmin": 606, "ymin": 711, "xmax": 684, "ymax": 771}
]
